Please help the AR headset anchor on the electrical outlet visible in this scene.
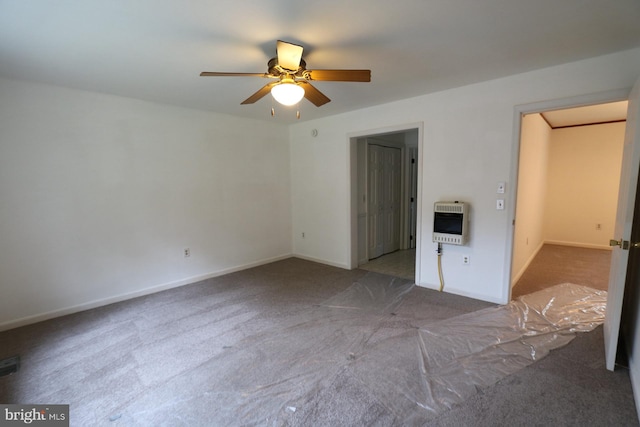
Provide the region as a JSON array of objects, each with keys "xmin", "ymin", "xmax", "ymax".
[
  {"xmin": 496, "ymin": 199, "xmax": 505, "ymax": 210},
  {"xmin": 462, "ymin": 255, "xmax": 470, "ymax": 265},
  {"xmin": 184, "ymin": 248, "xmax": 190, "ymax": 257},
  {"xmin": 497, "ymin": 182, "xmax": 506, "ymax": 194}
]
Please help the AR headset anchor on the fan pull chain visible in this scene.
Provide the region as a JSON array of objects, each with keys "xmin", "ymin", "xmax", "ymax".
[{"xmin": 270, "ymin": 104, "xmax": 301, "ymax": 119}]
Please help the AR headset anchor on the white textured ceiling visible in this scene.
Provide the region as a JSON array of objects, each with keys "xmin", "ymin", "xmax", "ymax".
[{"xmin": 1, "ymin": 1, "xmax": 639, "ymax": 123}]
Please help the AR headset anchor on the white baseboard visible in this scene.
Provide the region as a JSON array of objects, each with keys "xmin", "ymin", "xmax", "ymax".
[
  {"xmin": 544, "ymin": 240, "xmax": 612, "ymax": 250},
  {"xmin": 292, "ymin": 254, "xmax": 350, "ymax": 270},
  {"xmin": 0, "ymin": 253, "xmax": 293, "ymax": 332},
  {"xmin": 415, "ymin": 281, "xmax": 505, "ymax": 305}
]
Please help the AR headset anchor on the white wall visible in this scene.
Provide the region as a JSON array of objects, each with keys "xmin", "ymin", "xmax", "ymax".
[
  {"xmin": 1, "ymin": 48, "xmax": 638, "ymax": 329},
  {"xmin": 511, "ymin": 114, "xmax": 551, "ymax": 284},
  {"xmin": 544, "ymin": 122, "xmax": 626, "ymax": 247},
  {"xmin": 290, "ymin": 48, "xmax": 640, "ymax": 304},
  {"xmin": 0, "ymin": 77, "xmax": 292, "ymax": 329}
]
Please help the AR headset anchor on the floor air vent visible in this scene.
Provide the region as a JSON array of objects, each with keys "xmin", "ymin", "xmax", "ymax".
[{"xmin": 0, "ymin": 355, "xmax": 20, "ymax": 377}]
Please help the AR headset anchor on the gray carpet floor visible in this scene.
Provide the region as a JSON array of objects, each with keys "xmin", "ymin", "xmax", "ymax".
[{"xmin": 0, "ymin": 257, "xmax": 637, "ymax": 426}]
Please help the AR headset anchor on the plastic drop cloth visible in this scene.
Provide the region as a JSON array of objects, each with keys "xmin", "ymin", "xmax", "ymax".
[
  {"xmin": 113, "ymin": 277, "xmax": 606, "ymax": 425},
  {"xmin": 318, "ymin": 272, "xmax": 415, "ymax": 313},
  {"xmin": 349, "ymin": 282, "xmax": 607, "ymax": 419}
]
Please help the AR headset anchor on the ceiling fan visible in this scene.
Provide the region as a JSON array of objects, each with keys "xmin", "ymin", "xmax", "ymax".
[{"xmin": 200, "ymin": 40, "xmax": 371, "ymax": 107}]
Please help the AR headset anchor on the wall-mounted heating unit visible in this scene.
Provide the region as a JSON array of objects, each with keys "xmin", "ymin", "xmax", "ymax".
[{"xmin": 433, "ymin": 201, "xmax": 469, "ymax": 245}]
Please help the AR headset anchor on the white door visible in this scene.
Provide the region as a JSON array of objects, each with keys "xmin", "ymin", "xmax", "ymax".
[
  {"xmin": 382, "ymin": 147, "xmax": 402, "ymax": 254},
  {"xmin": 605, "ymin": 76, "xmax": 640, "ymax": 371},
  {"xmin": 368, "ymin": 144, "xmax": 402, "ymax": 259},
  {"xmin": 368, "ymin": 145, "xmax": 384, "ymax": 259},
  {"xmin": 408, "ymin": 148, "xmax": 418, "ymax": 249}
]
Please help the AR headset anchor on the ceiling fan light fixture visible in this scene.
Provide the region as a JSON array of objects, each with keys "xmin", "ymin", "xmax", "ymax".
[
  {"xmin": 271, "ymin": 82, "xmax": 305, "ymax": 106},
  {"xmin": 201, "ymin": 40, "xmax": 370, "ymax": 108}
]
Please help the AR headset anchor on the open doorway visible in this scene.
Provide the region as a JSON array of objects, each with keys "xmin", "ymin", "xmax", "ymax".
[
  {"xmin": 349, "ymin": 128, "xmax": 420, "ymax": 281},
  {"xmin": 511, "ymin": 101, "xmax": 628, "ymax": 299}
]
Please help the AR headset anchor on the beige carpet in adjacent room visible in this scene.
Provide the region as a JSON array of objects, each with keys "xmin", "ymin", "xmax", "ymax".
[{"xmin": 512, "ymin": 244, "xmax": 612, "ymax": 299}]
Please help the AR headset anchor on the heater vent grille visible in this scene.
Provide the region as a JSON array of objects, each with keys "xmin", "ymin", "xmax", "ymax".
[
  {"xmin": 434, "ymin": 202, "xmax": 464, "ymax": 213},
  {"xmin": 0, "ymin": 355, "xmax": 20, "ymax": 377}
]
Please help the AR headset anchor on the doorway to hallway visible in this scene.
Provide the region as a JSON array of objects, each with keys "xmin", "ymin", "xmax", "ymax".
[{"xmin": 350, "ymin": 127, "xmax": 420, "ymax": 280}]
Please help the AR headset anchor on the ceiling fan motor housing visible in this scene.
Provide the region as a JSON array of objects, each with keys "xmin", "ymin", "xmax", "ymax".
[{"xmin": 268, "ymin": 57, "xmax": 307, "ymax": 77}]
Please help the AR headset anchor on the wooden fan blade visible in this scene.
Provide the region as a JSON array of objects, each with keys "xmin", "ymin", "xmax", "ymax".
[
  {"xmin": 277, "ymin": 40, "xmax": 304, "ymax": 71},
  {"xmin": 305, "ymin": 69, "xmax": 371, "ymax": 82},
  {"xmin": 298, "ymin": 81, "xmax": 330, "ymax": 107},
  {"xmin": 241, "ymin": 82, "xmax": 278, "ymax": 105},
  {"xmin": 200, "ymin": 72, "xmax": 268, "ymax": 77}
]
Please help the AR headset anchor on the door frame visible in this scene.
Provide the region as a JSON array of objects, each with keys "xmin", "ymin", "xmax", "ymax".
[{"xmin": 348, "ymin": 122, "xmax": 424, "ymax": 282}]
